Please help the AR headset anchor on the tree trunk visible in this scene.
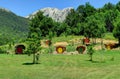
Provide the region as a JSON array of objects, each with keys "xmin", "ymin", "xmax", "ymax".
[
  {"xmin": 90, "ymin": 55, "xmax": 92, "ymax": 61},
  {"xmin": 95, "ymin": 38, "xmax": 96, "ymax": 44},
  {"xmin": 92, "ymin": 38, "xmax": 94, "ymax": 44},
  {"xmin": 101, "ymin": 38, "xmax": 103, "ymax": 50},
  {"xmin": 119, "ymin": 38, "xmax": 120, "ymax": 45},
  {"xmin": 33, "ymin": 53, "xmax": 36, "ymax": 64},
  {"xmin": 48, "ymin": 39, "xmax": 52, "ymax": 54}
]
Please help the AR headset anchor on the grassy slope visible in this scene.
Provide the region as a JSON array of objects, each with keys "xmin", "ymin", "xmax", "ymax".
[
  {"xmin": 0, "ymin": 50, "xmax": 120, "ymax": 79},
  {"xmin": 0, "ymin": 9, "xmax": 29, "ymax": 42},
  {"xmin": 51, "ymin": 33, "xmax": 116, "ymax": 44},
  {"xmin": 103, "ymin": 33, "xmax": 116, "ymax": 40},
  {"xmin": 51, "ymin": 35, "xmax": 84, "ymax": 43}
]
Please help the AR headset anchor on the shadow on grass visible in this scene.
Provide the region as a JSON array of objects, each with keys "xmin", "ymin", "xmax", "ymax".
[
  {"xmin": 93, "ymin": 61, "xmax": 106, "ymax": 63},
  {"xmin": 85, "ymin": 60, "xmax": 106, "ymax": 63},
  {"xmin": 22, "ymin": 62, "xmax": 41, "ymax": 65}
]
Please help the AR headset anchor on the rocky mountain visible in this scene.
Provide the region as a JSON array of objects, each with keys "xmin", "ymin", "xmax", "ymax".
[
  {"xmin": 0, "ymin": 8, "xmax": 29, "ymax": 43},
  {"xmin": 27, "ymin": 7, "xmax": 73, "ymax": 22}
]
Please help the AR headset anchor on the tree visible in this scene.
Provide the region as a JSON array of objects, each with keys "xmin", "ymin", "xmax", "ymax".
[
  {"xmin": 102, "ymin": 2, "xmax": 115, "ymax": 11},
  {"xmin": 84, "ymin": 2, "xmax": 96, "ymax": 17},
  {"xmin": 76, "ymin": 2, "xmax": 96, "ymax": 21},
  {"xmin": 65, "ymin": 9, "xmax": 79, "ymax": 33},
  {"xmin": 76, "ymin": 5, "xmax": 86, "ymax": 22},
  {"xmin": 75, "ymin": 23, "xmax": 85, "ymax": 35},
  {"xmin": 87, "ymin": 45, "xmax": 94, "ymax": 61},
  {"xmin": 104, "ymin": 10, "xmax": 118, "ymax": 32},
  {"xmin": 113, "ymin": 24, "xmax": 120, "ymax": 44},
  {"xmin": 113, "ymin": 13, "xmax": 120, "ymax": 45},
  {"xmin": 84, "ymin": 14, "xmax": 106, "ymax": 38},
  {"xmin": 27, "ymin": 18, "xmax": 41, "ymax": 64},
  {"xmin": 65, "ymin": 2, "xmax": 96, "ymax": 35},
  {"xmin": 54, "ymin": 22, "xmax": 71, "ymax": 36},
  {"xmin": 27, "ymin": 11, "xmax": 59, "ymax": 63},
  {"xmin": 99, "ymin": 3, "xmax": 118, "ymax": 32},
  {"xmin": 116, "ymin": 1, "xmax": 120, "ymax": 11},
  {"xmin": 27, "ymin": 11, "xmax": 45, "ymax": 64}
]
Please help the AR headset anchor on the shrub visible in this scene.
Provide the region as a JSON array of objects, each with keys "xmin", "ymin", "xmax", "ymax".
[
  {"xmin": 66, "ymin": 45, "xmax": 76, "ymax": 52},
  {"xmin": 0, "ymin": 48, "xmax": 7, "ymax": 54},
  {"xmin": 87, "ymin": 45, "xmax": 95, "ymax": 61}
]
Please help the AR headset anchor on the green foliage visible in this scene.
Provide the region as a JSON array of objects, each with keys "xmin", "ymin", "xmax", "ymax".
[
  {"xmin": 83, "ymin": 2, "xmax": 96, "ymax": 16},
  {"xmin": 54, "ymin": 22, "xmax": 71, "ymax": 36},
  {"xmin": 27, "ymin": 11, "xmax": 44, "ymax": 64},
  {"xmin": 113, "ymin": 22, "xmax": 120, "ymax": 44},
  {"xmin": 27, "ymin": 11, "xmax": 66, "ymax": 63},
  {"xmin": 104, "ymin": 10, "xmax": 119, "ymax": 32},
  {"xmin": 84, "ymin": 14, "xmax": 106, "ymax": 38},
  {"xmin": 66, "ymin": 45, "xmax": 76, "ymax": 52},
  {"xmin": 102, "ymin": 2, "xmax": 115, "ymax": 11},
  {"xmin": 2, "ymin": 1, "xmax": 120, "ymax": 47},
  {"xmin": 116, "ymin": 1, "xmax": 120, "ymax": 11},
  {"xmin": 113, "ymin": 12, "xmax": 120, "ymax": 44},
  {"xmin": 87, "ymin": 45, "xmax": 95, "ymax": 61},
  {"xmin": 64, "ymin": 1, "xmax": 120, "ymax": 37},
  {"xmin": 0, "ymin": 48, "xmax": 6, "ymax": 54},
  {"xmin": 0, "ymin": 8, "xmax": 29, "ymax": 44},
  {"xmin": 76, "ymin": 23, "xmax": 85, "ymax": 35},
  {"xmin": 30, "ymin": 11, "xmax": 56, "ymax": 38},
  {"xmin": 65, "ymin": 2, "xmax": 106, "ymax": 37},
  {"xmin": 65, "ymin": 9, "xmax": 78, "ymax": 28},
  {"xmin": 104, "ymin": 33, "xmax": 116, "ymax": 40},
  {"xmin": 76, "ymin": 2, "xmax": 96, "ymax": 20},
  {"xmin": 0, "ymin": 34, "xmax": 13, "ymax": 45}
]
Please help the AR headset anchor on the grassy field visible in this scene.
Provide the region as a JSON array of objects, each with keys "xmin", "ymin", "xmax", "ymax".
[{"xmin": 0, "ymin": 50, "xmax": 120, "ymax": 79}]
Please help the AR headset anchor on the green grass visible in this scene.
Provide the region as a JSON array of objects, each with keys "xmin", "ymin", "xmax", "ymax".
[
  {"xmin": 66, "ymin": 45, "xmax": 76, "ymax": 52},
  {"xmin": 52, "ymin": 35, "xmax": 84, "ymax": 43},
  {"xmin": 0, "ymin": 50, "xmax": 120, "ymax": 79},
  {"xmin": 103, "ymin": 33, "xmax": 116, "ymax": 40},
  {"xmin": 51, "ymin": 33, "xmax": 117, "ymax": 43}
]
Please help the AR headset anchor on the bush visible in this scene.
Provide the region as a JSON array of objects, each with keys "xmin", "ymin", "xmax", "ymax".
[
  {"xmin": 66, "ymin": 45, "xmax": 76, "ymax": 52},
  {"xmin": 0, "ymin": 48, "xmax": 7, "ymax": 54},
  {"xmin": 87, "ymin": 45, "xmax": 95, "ymax": 61},
  {"xmin": 40, "ymin": 46, "xmax": 55, "ymax": 54}
]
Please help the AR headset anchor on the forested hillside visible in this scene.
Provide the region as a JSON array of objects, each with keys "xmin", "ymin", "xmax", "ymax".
[
  {"xmin": 65, "ymin": 2, "xmax": 120, "ymax": 34},
  {"xmin": 29, "ymin": 2, "xmax": 120, "ymax": 45},
  {"xmin": 64, "ymin": 2, "xmax": 120, "ymax": 43},
  {"xmin": 0, "ymin": 8, "xmax": 29, "ymax": 45},
  {"xmin": 1, "ymin": 1, "xmax": 120, "ymax": 45}
]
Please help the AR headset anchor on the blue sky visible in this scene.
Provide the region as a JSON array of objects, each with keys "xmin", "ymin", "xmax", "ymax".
[{"xmin": 0, "ymin": 0, "xmax": 119, "ymax": 17}]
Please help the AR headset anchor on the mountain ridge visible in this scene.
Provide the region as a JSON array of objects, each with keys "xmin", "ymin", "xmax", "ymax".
[
  {"xmin": 27, "ymin": 7, "xmax": 73, "ymax": 22},
  {"xmin": 0, "ymin": 8, "xmax": 29, "ymax": 43}
]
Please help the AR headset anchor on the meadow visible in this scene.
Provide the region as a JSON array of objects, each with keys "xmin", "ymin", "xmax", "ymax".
[{"xmin": 0, "ymin": 50, "xmax": 120, "ymax": 79}]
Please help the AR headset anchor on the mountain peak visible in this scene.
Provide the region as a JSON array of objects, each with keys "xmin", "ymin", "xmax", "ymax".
[{"xmin": 27, "ymin": 7, "xmax": 73, "ymax": 22}]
